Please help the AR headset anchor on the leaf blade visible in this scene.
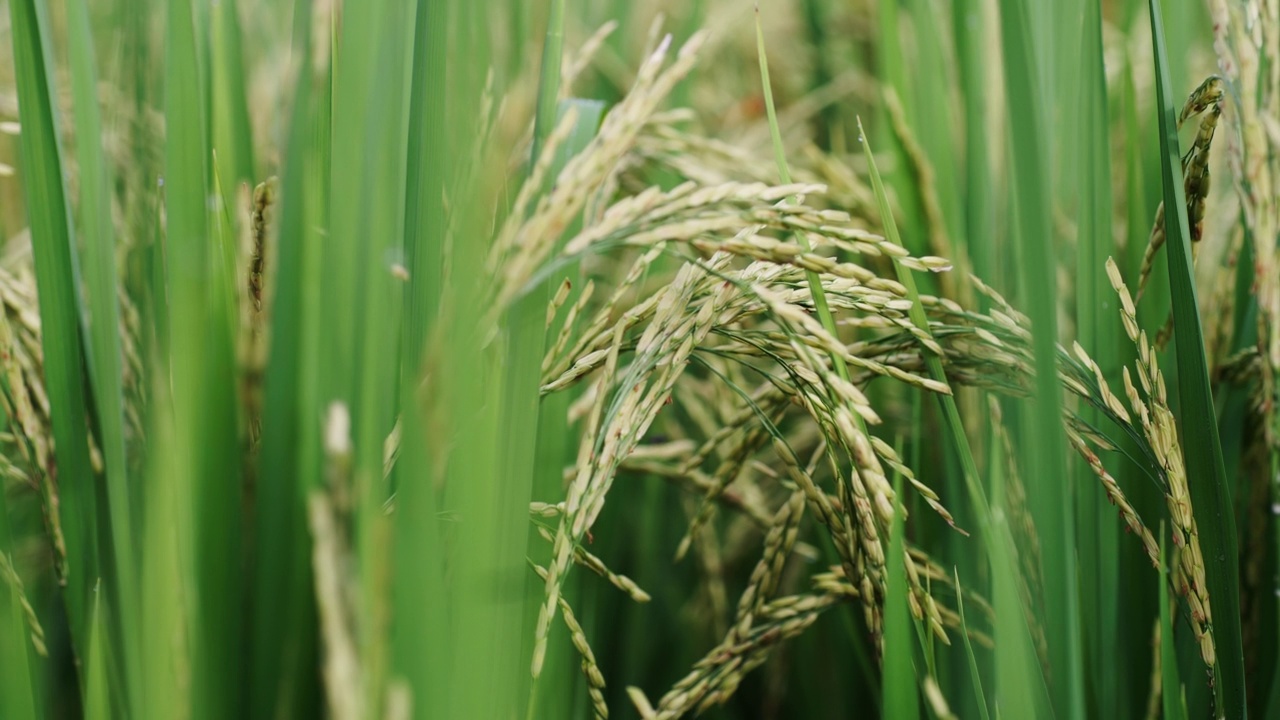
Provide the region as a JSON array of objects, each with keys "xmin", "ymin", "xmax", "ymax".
[{"xmin": 1146, "ymin": 1, "xmax": 1246, "ymax": 715}]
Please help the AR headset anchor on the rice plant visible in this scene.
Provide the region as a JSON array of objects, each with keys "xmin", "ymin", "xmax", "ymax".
[{"xmin": 0, "ymin": 0, "xmax": 1276, "ymax": 718}]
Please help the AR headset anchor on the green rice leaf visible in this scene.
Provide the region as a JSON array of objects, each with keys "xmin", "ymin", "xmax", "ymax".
[
  {"xmin": 393, "ymin": 0, "xmax": 449, "ymax": 709},
  {"xmin": 955, "ymin": 567, "xmax": 992, "ymax": 720},
  {"xmin": 954, "ymin": 0, "xmax": 995, "ymax": 287},
  {"xmin": 402, "ymin": 0, "xmax": 448, "ymax": 368},
  {"xmin": 531, "ymin": 0, "xmax": 567, "ymax": 167},
  {"xmin": 84, "ymin": 586, "xmax": 111, "ymax": 720},
  {"xmin": 8, "ymin": 0, "xmax": 99, "ymax": 654},
  {"xmin": 1076, "ymin": 0, "xmax": 1123, "ymax": 713},
  {"xmin": 1146, "ymin": 1, "xmax": 1245, "ymax": 715},
  {"xmin": 67, "ymin": 0, "xmax": 140, "ymax": 710},
  {"xmin": 166, "ymin": 0, "xmax": 244, "ymax": 714},
  {"xmin": 211, "ymin": 0, "xmax": 256, "ymax": 188},
  {"xmin": 342, "ymin": 2, "xmax": 416, "ymax": 714},
  {"xmin": 248, "ymin": 2, "xmax": 322, "ymax": 716},
  {"xmin": 139, "ymin": 371, "xmax": 186, "ymax": 719},
  {"xmin": 994, "ymin": 0, "xmax": 1085, "ymax": 714}
]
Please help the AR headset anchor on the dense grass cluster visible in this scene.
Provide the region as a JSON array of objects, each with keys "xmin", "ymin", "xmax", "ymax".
[{"xmin": 0, "ymin": 0, "xmax": 1278, "ymax": 718}]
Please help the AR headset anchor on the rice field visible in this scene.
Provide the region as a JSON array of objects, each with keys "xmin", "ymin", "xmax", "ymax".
[{"xmin": 0, "ymin": 0, "xmax": 1277, "ymax": 718}]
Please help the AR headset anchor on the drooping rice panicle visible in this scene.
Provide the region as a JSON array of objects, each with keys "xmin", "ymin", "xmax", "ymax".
[
  {"xmin": 0, "ymin": 550, "xmax": 45, "ymax": 656},
  {"xmin": 1136, "ymin": 76, "xmax": 1224, "ymax": 304},
  {"xmin": 531, "ymin": 563, "xmax": 609, "ymax": 719},
  {"xmin": 1107, "ymin": 258, "xmax": 1217, "ymax": 674}
]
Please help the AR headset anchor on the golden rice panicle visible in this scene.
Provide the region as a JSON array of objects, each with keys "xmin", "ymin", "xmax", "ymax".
[
  {"xmin": 0, "ymin": 550, "xmax": 45, "ymax": 657},
  {"xmin": 535, "ymin": 259, "xmax": 729, "ymax": 679},
  {"xmin": 532, "ymin": 564, "xmax": 609, "ymax": 719},
  {"xmin": 730, "ymin": 491, "xmax": 806, "ymax": 642},
  {"xmin": 533, "ymin": 525, "xmax": 651, "ymax": 603},
  {"xmin": 1066, "ymin": 430, "xmax": 1160, "ymax": 567},
  {"xmin": 494, "ymin": 32, "xmax": 707, "ymax": 316},
  {"xmin": 1106, "ymin": 259, "xmax": 1217, "ymax": 672}
]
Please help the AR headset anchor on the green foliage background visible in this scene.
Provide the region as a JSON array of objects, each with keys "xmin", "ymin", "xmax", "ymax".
[{"xmin": 0, "ymin": 0, "xmax": 1275, "ymax": 718}]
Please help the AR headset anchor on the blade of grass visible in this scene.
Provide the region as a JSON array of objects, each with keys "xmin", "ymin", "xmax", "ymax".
[
  {"xmin": 212, "ymin": 0, "xmax": 256, "ymax": 188},
  {"xmin": 84, "ymin": 585, "xmax": 111, "ymax": 720},
  {"xmin": 209, "ymin": 161, "xmax": 242, "ymax": 391},
  {"xmin": 509, "ymin": 0, "xmax": 572, "ymax": 709},
  {"xmin": 394, "ymin": 0, "xmax": 450, "ymax": 711},
  {"xmin": 147, "ymin": 178, "xmax": 171, "ymax": 371},
  {"xmin": 402, "ymin": 0, "xmax": 448, "ymax": 370},
  {"xmin": 67, "ymin": 0, "xmax": 141, "ymax": 711},
  {"xmin": 139, "ymin": 366, "xmax": 186, "ymax": 720},
  {"xmin": 346, "ymin": 2, "xmax": 415, "ymax": 714},
  {"xmin": 955, "ymin": 567, "xmax": 992, "ymax": 720},
  {"xmin": 800, "ymin": 0, "xmax": 839, "ymax": 149},
  {"xmin": 419, "ymin": 2, "xmax": 518, "ymax": 717},
  {"xmin": 1146, "ymin": 1, "xmax": 1246, "ymax": 715},
  {"xmin": 166, "ymin": 0, "xmax": 244, "ymax": 714},
  {"xmin": 901, "ymin": 0, "xmax": 960, "ymax": 246},
  {"xmin": 248, "ymin": 2, "xmax": 323, "ymax": 715},
  {"xmin": 531, "ymin": 0, "xmax": 567, "ymax": 168},
  {"xmin": 9, "ymin": 0, "xmax": 100, "ymax": 658},
  {"xmin": 325, "ymin": 0, "xmax": 380, "ymax": 410},
  {"xmin": 318, "ymin": 4, "xmax": 416, "ymax": 716},
  {"xmin": 986, "ymin": 403, "xmax": 1047, "ymax": 716},
  {"xmin": 1119, "ymin": 50, "xmax": 1166, "ymax": 718},
  {"xmin": 871, "ymin": 0, "xmax": 929, "ymax": 261},
  {"xmin": 955, "ymin": 0, "xmax": 995, "ymax": 288},
  {"xmin": 1076, "ymin": 0, "xmax": 1123, "ymax": 714},
  {"xmin": 875, "ymin": 0, "xmax": 905, "ymax": 129},
  {"xmin": 994, "ymin": 0, "xmax": 1086, "ymax": 714},
  {"xmin": 952, "ymin": 9, "xmax": 997, "ymax": 711}
]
